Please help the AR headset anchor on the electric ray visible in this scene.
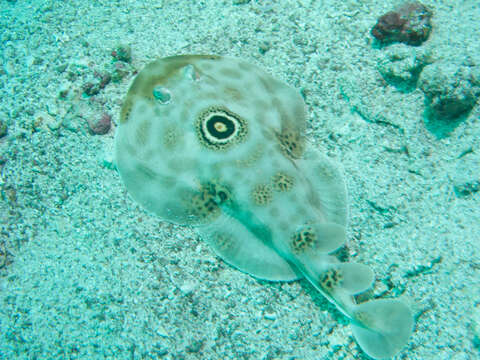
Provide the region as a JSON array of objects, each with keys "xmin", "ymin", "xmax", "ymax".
[{"xmin": 115, "ymin": 54, "xmax": 414, "ymax": 359}]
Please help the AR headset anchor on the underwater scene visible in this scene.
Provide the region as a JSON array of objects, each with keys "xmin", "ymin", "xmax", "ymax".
[{"xmin": 0, "ymin": 1, "xmax": 479, "ymax": 359}]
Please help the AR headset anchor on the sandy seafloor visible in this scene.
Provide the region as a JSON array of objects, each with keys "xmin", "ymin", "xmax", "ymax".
[{"xmin": 0, "ymin": 0, "xmax": 479, "ymax": 359}]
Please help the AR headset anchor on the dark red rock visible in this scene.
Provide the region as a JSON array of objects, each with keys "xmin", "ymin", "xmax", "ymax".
[
  {"xmin": 372, "ymin": 2, "xmax": 432, "ymax": 46},
  {"xmin": 88, "ymin": 113, "xmax": 111, "ymax": 135}
]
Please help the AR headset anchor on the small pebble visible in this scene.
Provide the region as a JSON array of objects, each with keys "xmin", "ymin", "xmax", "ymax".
[
  {"xmin": 451, "ymin": 155, "xmax": 480, "ymax": 198},
  {"xmin": 55, "ymin": 63, "xmax": 68, "ymax": 73},
  {"xmin": 258, "ymin": 40, "xmax": 271, "ymax": 55},
  {"xmin": 263, "ymin": 306, "xmax": 277, "ymax": 320},
  {"xmin": 83, "ymin": 82, "xmax": 100, "ymax": 96},
  {"xmin": 98, "ymin": 73, "xmax": 111, "ymax": 89},
  {"xmin": 111, "ymin": 44, "xmax": 132, "ymax": 63},
  {"xmin": 179, "ymin": 280, "xmax": 197, "ymax": 295},
  {"xmin": 111, "ymin": 62, "xmax": 131, "ymax": 82},
  {"xmin": 33, "ymin": 111, "xmax": 62, "ymax": 131},
  {"xmin": 185, "ymin": 339, "xmax": 203, "ymax": 353},
  {"xmin": 0, "ymin": 119, "xmax": 7, "ymax": 138},
  {"xmin": 155, "ymin": 324, "xmax": 169, "ymax": 338},
  {"xmin": 83, "ymin": 73, "xmax": 111, "ymax": 96}
]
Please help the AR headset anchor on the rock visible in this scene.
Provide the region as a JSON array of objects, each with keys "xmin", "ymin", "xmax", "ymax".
[
  {"xmin": 371, "ymin": 2, "xmax": 433, "ymax": 46},
  {"xmin": 110, "ymin": 61, "xmax": 131, "ymax": 82},
  {"xmin": 88, "ymin": 113, "xmax": 111, "ymax": 135},
  {"xmin": 32, "ymin": 111, "xmax": 62, "ymax": 131},
  {"xmin": 179, "ymin": 280, "xmax": 197, "ymax": 295},
  {"xmin": 111, "ymin": 44, "xmax": 132, "ymax": 63},
  {"xmin": 82, "ymin": 82, "xmax": 100, "ymax": 96},
  {"xmin": 377, "ymin": 44, "xmax": 432, "ymax": 91},
  {"xmin": 0, "ymin": 119, "xmax": 7, "ymax": 138},
  {"xmin": 185, "ymin": 339, "xmax": 203, "ymax": 353},
  {"xmin": 55, "ymin": 63, "xmax": 68, "ymax": 73},
  {"xmin": 263, "ymin": 305, "xmax": 277, "ymax": 320},
  {"xmin": 258, "ymin": 40, "xmax": 271, "ymax": 55},
  {"xmin": 451, "ymin": 155, "xmax": 480, "ymax": 198},
  {"xmin": 82, "ymin": 73, "xmax": 111, "ymax": 96},
  {"xmin": 419, "ymin": 62, "xmax": 480, "ymax": 120}
]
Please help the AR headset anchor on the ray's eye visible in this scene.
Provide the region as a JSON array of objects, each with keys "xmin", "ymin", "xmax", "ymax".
[{"xmin": 196, "ymin": 107, "xmax": 248, "ymax": 150}]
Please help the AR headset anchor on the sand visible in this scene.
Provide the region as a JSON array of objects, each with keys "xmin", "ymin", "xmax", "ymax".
[{"xmin": 0, "ymin": 0, "xmax": 479, "ymax": 359}]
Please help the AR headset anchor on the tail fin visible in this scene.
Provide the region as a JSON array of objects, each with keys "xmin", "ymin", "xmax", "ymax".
[{"xmin": 350, "ymin": 299, "xmax": 414, "ymax": 359}]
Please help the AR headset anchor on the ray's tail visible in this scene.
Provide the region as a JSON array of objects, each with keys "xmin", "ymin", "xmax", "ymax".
[
  {"xmin": 303, "ymin": 262, "xmax": 414, "ymax": 359},
  {"xmin": 286, "ymin": 226, "xmax": 414, "ymax": 359},
  {"xmin": 349, "ymin": 298, "xmax": 414, "ymax": 359}
]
